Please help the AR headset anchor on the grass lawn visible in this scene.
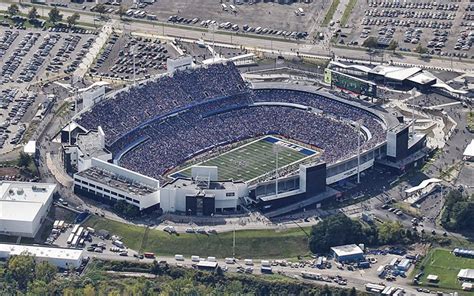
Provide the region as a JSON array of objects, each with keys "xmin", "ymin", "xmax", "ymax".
[
  {"xmin": 322, "ymin": 0, "xmax": 341, "ymax": 26},
  {"xmin": 468, "ymin": 111, "xmax": 474, "ymax": 132},
  {"xmin": 340, "ymin": 0, "xmax": 358, "ymax": 26},
  {"xmin": 85, "ymin": 216, "xmax": 311, "ymax": 259},
  {"xmin": 413, "ymin": 248, "xmax": 474, "ymax": 292}
]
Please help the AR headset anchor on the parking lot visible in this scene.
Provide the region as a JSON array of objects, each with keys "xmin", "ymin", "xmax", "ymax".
[
  {"xmin": 53, "ymin": 0, "xmax": 324, "ymax": 40},
  {"xmin": 342, "ymin": 0, "xmax": 474, "ymax": 58},
  {"xmin": 90, "ymin": 32, "xmax": 180, "ymax": 80},
  {"xmin": 0, "ymin": 27, "xmax": 97, "ymax": 153}
]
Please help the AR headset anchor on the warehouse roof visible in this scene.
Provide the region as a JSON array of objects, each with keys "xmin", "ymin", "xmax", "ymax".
[
  {"xmin": 331, "ymin": 244, "xmax": 364, "ymax": 257},
  {"xmin": 0, "ymin": 243, "xmax": 83, "ymax": 261},
  {"xmin": 0, "ymin": 182, "xmax": 56, "ymax": 222}
]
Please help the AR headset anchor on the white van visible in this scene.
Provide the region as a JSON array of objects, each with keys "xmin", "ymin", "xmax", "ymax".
[
  {"xmin": 244, "ymin": 259, "xmax": 253, "ymax": 266},
  {"xmin": 207, "ymin": 256, "xmax": 216, "ymax": 262},
  {"xmin": 225, "ymin": 257, "xmax": 235, "ymax": 264},
  {"xmin": 191, "ymin": 255, "xmax": 200, "ymax": 262},
  {"xmin": 175, "ymin": 254, "xmax": 184, "ymax": 261}
]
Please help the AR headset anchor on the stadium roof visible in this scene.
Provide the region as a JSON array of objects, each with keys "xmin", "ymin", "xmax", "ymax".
[
  {"xmin": 328, "ymin": 61, "xmax": 372, "ymax": 73},
  {"xmin": 163, "ymin": 178, "xmax": 242, "ymax": 191},
  {"xmin": 369, "ymin": 65, "xmax": 403, "ymax": 76},
  {"xmin": 384, "ymin": 67, "xmax": 422, "ymax": 81},
  {"xmin": 405, "ymin": 178, "xmax": 442, "ymax": 194},
  {"xmin": 407, "ymin": 72, "xmax": 437, "ymax": 85},
  {"xmin": 0, "ymin": 182, "xmax": 56, "ymax": 222},
  {"xmin": 458, "ymin": 269, "xmax": 474, "ymax": 280},
  {"xmin": 0, "ymin": 243, "xmax": 83, "ymax": 261},
  {"xmin": 331, "ymin": 244, "xmax": 364, "ymax": 257}
]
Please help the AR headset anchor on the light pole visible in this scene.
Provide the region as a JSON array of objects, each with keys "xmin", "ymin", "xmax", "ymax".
[
  {"xmin": 209, "ymin": 23, "xmax": 218, "ymax": 62},
  {"xmin": 273, "ymin": 144, "xmax": 283, "ymax": 197}
]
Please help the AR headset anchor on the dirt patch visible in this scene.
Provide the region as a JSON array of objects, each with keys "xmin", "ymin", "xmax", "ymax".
[{"xmin": 0, "ymin": 167, "xmax": 21, "ymax": 179}]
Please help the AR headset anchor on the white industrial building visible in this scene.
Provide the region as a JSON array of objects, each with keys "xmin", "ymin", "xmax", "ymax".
[
  {"xmin": 0, "ymin": 243, "xmax": 84, "ymax": 269},
  {"xmin": 73, "ymin": 158, "xmax": 160, "ymax": 211},
  {"xmin": 0, "ymin": 182, "xmax": 57, "ymax": 237},
  {"xmin": 458, "ymin": 269, "xmax": 474, "ymax": 282}
]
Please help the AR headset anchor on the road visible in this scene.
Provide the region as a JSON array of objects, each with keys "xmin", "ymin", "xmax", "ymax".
[
  {"xmin": 2, "ymin": 2, "xmax": 474, "ymax": 72},
  {"xmin": 87, "ymin": 250, "xmax": 421, "ymax": 295}
]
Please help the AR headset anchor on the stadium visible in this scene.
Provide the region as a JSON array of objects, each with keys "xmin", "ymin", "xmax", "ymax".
[{"xmin": 63, "ymin": 61, "xmax": 426, "ymax": 216}]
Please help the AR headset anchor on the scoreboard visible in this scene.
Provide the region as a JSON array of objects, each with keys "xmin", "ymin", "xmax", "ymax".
[{"xmin": 324, "ymin": 69, "xmax": 377, "ymax": 97}]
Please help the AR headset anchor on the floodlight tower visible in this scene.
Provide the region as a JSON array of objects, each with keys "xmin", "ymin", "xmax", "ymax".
[{"xmin": 209, "ymin": 23, "xmax": 219, "ymax": 62}]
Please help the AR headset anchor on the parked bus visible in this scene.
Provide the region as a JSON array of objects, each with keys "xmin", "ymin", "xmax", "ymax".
[
  {"xmin": 76, "ymin": 227, "xmax": 84, "ymax": 238},
  {"xmin": 71, "ymin": 224, "xmax": 79, "ymax": 235},
  {"xmin": 71, "ymin": 235, "xmax": 80, "ymax": 247},
  {"xmin": 301, "ymin": 272, "xmax": 322, "ymax": 280},
  {"xmin": 66, "ymin": 233, "xmax": 75, "ymax": 245}
]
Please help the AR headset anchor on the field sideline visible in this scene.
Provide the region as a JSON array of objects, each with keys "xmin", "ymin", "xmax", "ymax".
[
  {"xmin": 85, "ymin": 216, "xmax": 311, "ymax": 259},
  {"xmin": 172, "ymin": 136, "xmax": 317, "ymax": 182}
]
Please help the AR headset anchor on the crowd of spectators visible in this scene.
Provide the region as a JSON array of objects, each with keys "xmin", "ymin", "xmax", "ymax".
[
  {"xmin": 76, "ymin": 62, "xmax": 388, "ymax": 179},
  {"xmin": 76, "ymin": 62, "xmax": 247, "ymax": 144},
  {"xmin": 251, "ymin": 89, "xmax": 386, "ymax": 148},
  {"xmin": 119, "ymin": 105, "xmax": 360, "ymax": 179}
]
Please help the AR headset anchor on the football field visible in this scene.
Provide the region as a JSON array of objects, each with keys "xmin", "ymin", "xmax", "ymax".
[{"xmin": 171, "ymin": 136, "xmax": 317, "ymax": 182}]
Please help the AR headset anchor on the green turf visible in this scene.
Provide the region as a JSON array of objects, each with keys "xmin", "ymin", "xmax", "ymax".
[
  {"xmin": 175, "ymin": 137, "xmax": 312, "ymax": 182},
  {"xmin": 85, "ymin": 216, "xmax": 311, "ymax": 259},
  {"xmin": 413, "ymin": 248, "xmax": 474, "ymax": 293}
]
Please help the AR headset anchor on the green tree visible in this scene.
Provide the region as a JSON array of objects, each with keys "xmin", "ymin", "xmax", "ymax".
[
  {"xmin": 18, "ymin": 152, "xmax": 32, "ymax": 168},
  {"xmin": 28, "ymin": 7, "xmax": 39, "ymax": 21},
  {"xmin": 95, "ymin": 3, "xmax": 107, "ymax": 16},
  {"xmin": 350, "ymin": 287, "xmax": 357, "ymax": 296},
  {"xmin": 83, "ymin": 284, "xmax": 95, "ymax": 296},
  {"xmin": 387, "ymin": 40, "xmax": 398, "ymax": 52},
  {"xmin": 7, "ymin": 253, "xmax": 35, "ymax": 290},
  {"xmin": 414, "ymin": 44, "xmax": 428, "ymax": 54},
  {"xmin": 27, "ymin": 280, "xmax": 49, "ymax": 296},
  {"xmin": 117, "ymin": 5, "xmax": 127, "ymax": 20},
  {"xmin": 362, "ymin": 36, "xmax": 378, "ymax": 48},
  {"xmin": 377, "ymin": 221, "xmax": 403, "ymax": 244},
  {"xmin": 309, "ymin": 214, "xmax": 367, "ymax": 253},
  {"xmin": 35, "ymin": 261, "xmax": 57, "ymax": 283},
  {"xmin": 48, "ymin": 7, "xmax": 63, "ymax": 24},
  {"xmin": 7, "ymin": 4, "xmax": 20, "ymax": 17},
  {"xmin": 66, "ymin": 13, "xmax": 80, "ymax": 27}
]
